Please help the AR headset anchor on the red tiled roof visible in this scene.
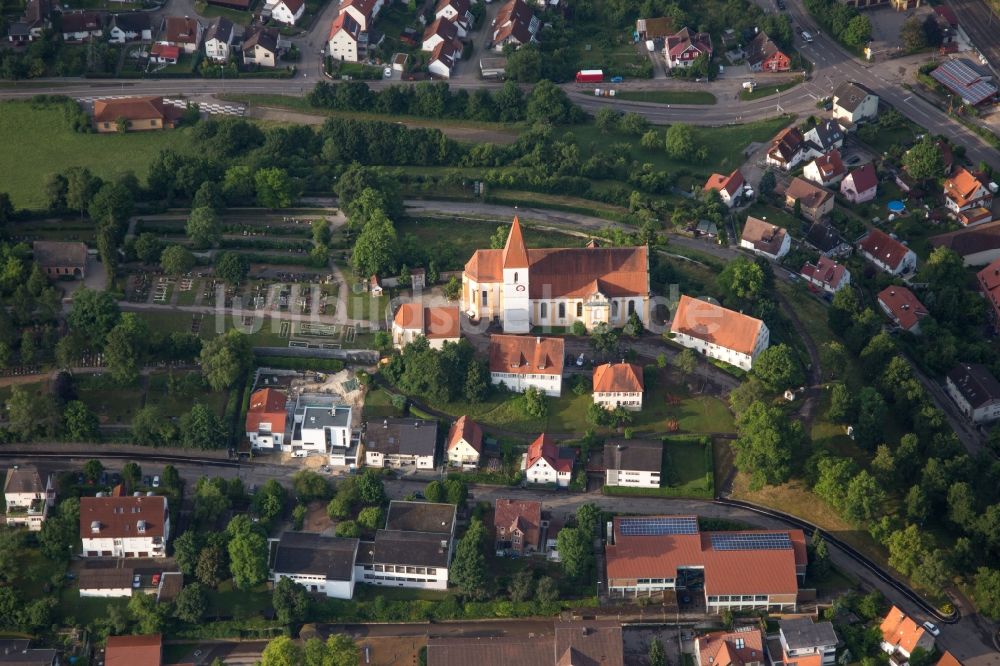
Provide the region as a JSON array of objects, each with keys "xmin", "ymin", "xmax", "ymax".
[
  {"xmin": 393, "ymin": 305, "xmax": 461, "ymax": 339},
  {"xmin": 593, "ymin": 362, "xmax": 643, "ymax": 394},
  {"xmin": 430, "ymin": 38, "xmax": 462, "ymax": 70},
  {"xmin": 494, "ymin": 498, "xmax": 542, "ymax": 550},
  {"xmin": 446, "ymin": 415, "xmax": 483, "ymax": 454},
  {"xmin": 246, "ymin": 388, "xmax": 287, "ymax": 436},
  {"xmin": 502, "ymin": 216, "xmax": 529, "ymax": 269},
  {"xmin": 666, "ymin": 26, "xmax": 712, "ymax": 58},
  {"xmin": 878, "ymin": 286, "xmax": 928, "ymax": 331},
  {"xmin": 436, "ymin": 0, "xmax": 470, "ymax": 14},
  {"xmin": 61, "ymin": 11, "xmax": 101, "ymax": 33},
  {"xmin": 670, "ymin": 295, "xmax": 764, "ymax": 356},
  {"xmin": 809, "ymin": 149, "xmax": 845, "ymax": 183},
  {"xmin": 880, "ymin": 606, "xmax": 927, "ymax": 654},
  {"xmin": 978, "ymin": 258, "xmax": 1000, "ymax": 327},
  {"xmin": 957, "ymin": 207, "xmax": 993, "ymax": 226},
  {"xmin": 81, "ymin": 495, "xmax": 167, "ymax": 538},
  {"xmin": 859, "ymin": 229, "xmax": 911, "ymax": 271},
  {"xmin": 525, "ymin": 433, "xmax": 573, "ymax": 473},
  {"xmin": 934, "ymin": 5, "xmax": 958, "ymax": 26},
  {"xmin": 801, "ymin": 256, "xmax": 847, "ymax": 290},
  {"xmin": 703, "ymin": 169, "xmax": 745, "ymax": 197},
  {"xmin": 785, "ymin": 177, "xmax": 832, "ymax": 211},
  {"xmin": 937, "ymin": 651, "xmax": 962, "ymax": 666},
  {"xmin": 768, "ymin": 126, "xmax": 803, "ymax": 163},
  {"xmin": 328, "ymin": 10, "xmax": 361, "ymax": 40},
  {"xmin": 106, "ymin": 634, "xmax": 162, "ymax": 666},
  {"xmin": 93, "ymin": 96, "xmax": 179, "ymax": 123},
  {"xmin": 339, "ymin": 0, "xmax": 376, "ymax": 18},
  {"xmin": 741, "ymin": 216, "xmax": 788, "ymax": 256},
  {"xmin": 944, "ymin": 167, "xmax": 988, "ymax": 207},
  {"xmin": 281, "ymin": 0, "xmax": 304, "ymax": 13},
  {"xmin": 150, "ymin": 43, "xmax": 180, "ymax": 59},
  {"xmin": 845, "ymin": 163, "xmax": 878, "ymax": 193},
  {"xmin": 164, "ymin": 16, "xmax": 199, "ymax": 44},
  {"xmin": 489, "ymin": 334, "xmax": 564, "ymax": 376},
  {"xmin": 696, "ymin": 628, "xmax": 765, "ymax": 666},
  {"xmin": 423, "ymin": 16, "xmax": 458, "ymax": 44},
  {"xmin": 493, "ymin": 0, "xmax": 535, "ymax": 45}
]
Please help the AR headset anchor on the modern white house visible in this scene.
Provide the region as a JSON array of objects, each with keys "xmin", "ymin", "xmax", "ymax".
[
  {"xmin": 832, "ymin": 81, "xmax": 879, "ymax": 125},
  {"xmin": 3, "ymin": 466, "xmax": 55, "ymax": 531},
  {"xmin": 245, "ymin": 387, "xmax": 289, "ymax": 451},
  {"xmin": 669, "ymin": 295, "xmax": 770, "ymax": 371},
  {"xmin": 779, "ymin": 618, "xmax": 839, "ymax": 666},
  {"xmin": 592, "ymin": 362, "xmax": 644, "ymax": 411},
  {"xmin": 740, "ymin": 216, "xmax": 791, "ymax": 260},
  {"xmin": 80, "ymin": 495, "xmax": 169, "ymax": 558},
  {"xmin": 522, "ymin": 434, "xmax": 574, "ymax": 487},
  {"xmin": 271, "ymin": 532, "xmax": 359, "ymax": 599},
  {"xmin": 290, "ymin": 393, "xmax": 353, "ymax": 458},
  {"xmin": 264, "ymin": 0, "xmax": 305, "ymax": 25},
  {"xmin": 489, "ymin": 334, "xmax": 564, "ymax": 396},
  {"xmin": 603, "ymin": 439, "xmax": 662, "ymax": 488},
  {"xmin": 364, "ymin": 418, "xmax": 437, "ymax": 469},
  {"xmin": 946, "ymin": 363, "xmax": 1000, "ymax": 424},
  {"xmin": 355, "ymin": 501, "xmax": 457, "ymax": 591},
  {"xmin": 446, "ymin": 415, "xmax": 483, "ymax": 468}
]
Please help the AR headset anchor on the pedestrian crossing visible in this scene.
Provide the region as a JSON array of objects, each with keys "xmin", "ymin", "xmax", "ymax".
[{"xmin": 76, "ymin": 95, "xmax": 246, "ymax": 117}]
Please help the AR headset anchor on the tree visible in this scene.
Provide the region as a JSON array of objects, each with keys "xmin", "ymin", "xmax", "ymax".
[
  {"xmin": 900, "ymin": 15, "xmax": 927, "ymax": 51},
  {"xmin": 292, "ymin": 470, "xmax": 331, "ymax": 502},
  {"xmin": 254, "ymin": 479, "xmax": 287, "ymax": 526},
  {"xmin": 0, "ymin": 193, "xmax": 13, "ymax": 225},
  {"xmin": 357, "ymin": 470, "xmax": 385, "ymax": 505},
  {"xmin": 665, "ymin": 123, "xmax": 695, "ymax": 159},
  {"xmin": 196, "ymin": 544, "xmax": 225, "ymax": 588},
  {"xmin": 214, "ymin": 251, "xmax": 249, "ymax": 285},
  {"xmin": 65, "ymin": 166, "xmax": 101, "ymax": 217},
  {"xmin": 261, "ymin": 636, "xmax": 304, "ymax": 666},
  {"xmin": 200, "ymin": 329, "xmax": 253, "ymax": 391},
  {"xmin": 105, "ymin": 313, "xmax": 148, "ymax": 385},
  {"xmin": 181, "ymin": 404, "xmax": 225, "ymax": 450},
  {"xmin": 68, "ymin": 288, "xmax": 120, "ymax": 343},
  {"xmin": 173, "ymin": 531, "xmax": 202, "ymax": 575},
  {"xmin": 827, "ymin": 383, "xmax": 856, "ymax": 423},
  {"xmin": 522, "ymin": 386, "xmax": 547, "ymax": 418},
  {"xmin": 619, "ymin": 112, "xmax": 649, "ymax": 136},
  {"xmin": 160, "ymin": 245, "xmax": 196, "ymax": 275},
  {"xmin": 273, "ymin": 577, "xmax": 310, "ymax": 624},
  {"xmin": 464, "ymin": 360, "xmax": 490, "ymax": 403},
  {"xmin": 947, "ymin": 481, "xmax": 977, "ymax": 530},
  {"xmin": 673, "ymin": 348, "xmax": 698, "ymax": 380},
  {"xmin": 352, "ymin": 210, "xmax": 397, "ymax": 278},
  {"xmin": 121, "ymin": 462, "xmax": 141, "ymax": 489},
  {"xmin": 717, "ymin": 258, "xmax": 766, "ymax": 304},
  {"xmin": 841, "ymin": 14, "xmax": 872, "ymax": 48},
  {"xmin": 752, "ymin": 344, "xmax": 804, "ymax": 391},
  {"xmin": 134, "ymin": 233, "xmax": 163, "ymax": 265},
  {"xmin": 227, "ymin": 516, "xmax": 269, "ymax": 589},
  {"xmin": 327, "ymin": 495, "xmax": 352, "ymax": 520},
  {"xmin": 556, "ymin": 526, "xmax": 592, "ymax": 580},
  {"xmin": 508, "ymin": 570, "xmax": 534, "ymax": 602},
  {"xmin": 303, "ymin": 635, "xmax": 359, "ymax": 666},
  {"xmin": 886, "ymin": 524, "xmax": 929, "ymax": 579},
  {"xmin": 255, "ymin": 167, "xmax": 296, "ymax": 208},
  {"xmin": 64, "ymin": 400, "xmax": 100, "ymax": 441},
  {"xmin": 648, "ymin": 638, "xmax": 666, "ymax": 666},
  {"xmin": 844, "ymin": 470, "xmax": 885, "ymax": 524},
  {"xmin": 854, "ymin": 386, "xmax": 887, "ymax": 450},
  {"xmin": 193, "ymin": 180, "xmax": 225, "ymax": 212},
  {"xmin": 425, "ymin": 480, "xmax": 445, "ymax": 503},
  {"xmin": 444, "ymin": 478, "xmax": 468, "ymax": 506},
  {"xmin": 733, "ymin": 401, "xmax": 801, "ymax": 489},
  {"xmin": 186, "ymin": 206, "xmax": 221, "ymax": 249},
  {"xmin": 534, "ymin": 575, "xmax": 559, "ymax": 603},
  {"xmin": 6, "ymin": 386, "xmax": 58, "ymax": 439},
  {"xmin": 589, "ymin": 322, "xmax": 620, "ymax": 354},
  {"xmin": 88, "ymin": 181, "xmax": 133, "ymax": 230},
  {"xmin": 526, "ymin": 80, "xmax": 578, "ymax": 124},
  {"xmin": 162, "ymin": 464, "xmax": 181, "ymax": 490},
  {"xmin": 595, "ymin": 108, "xmax": 622, "ymax": 133},
  {"xmin": 449, "ymin": 518, "xmax": 490, "ymax": 599},
  {"xmin": 129, "ymin": 591, "xmax": 168, "ymax": 634},
  {"xmin": 809, "ymin": 532, "xmax": 832, "ymax": 579},
  {"xmin": 974, "ymin": 567, "xmax": 1000, "ymax": 619},
  {"xmin": 357, "ymin": 506, "xmax": 384, "ymax": 530},
  {"xmin": 729, "ymin": 377, "xmax": 765, "ymax": 417},
  {"xmin": 903, "ymin": 136, "xmax": 945, "ymax": 181},
  {"xmin": 759, "ymin": 170, "xmax": 776, "ymax": 199},
  {"xmin": 83, "ymin": 459, "xmax": 104, "ymax": 483},
  {"xmin": 814, "ymin": 457, "xmax": 857, "ymax": 512},
  {"xmin": 905, "ymin": 484, "xmax": 930, "ymax": 524},
  {"xmin": 174, "ymin": 582, "xmax": 207, "ymax": 623}
]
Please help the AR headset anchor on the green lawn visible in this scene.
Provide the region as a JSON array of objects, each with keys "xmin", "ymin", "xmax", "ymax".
[
  {"xmin": 75, "ymin": 374, "xmax": 146, "ymax": 425},
  {"xmin": 363, "ymin": 388, "xmax": 403, "ymax": 420},
  {"xmin": 207, "ymin": 581, "xmax": 272, "ymax": 620},
  {"xmin": 745, "ymin": 202, "xmax": 802, "ymax": 237},
  {"xmin": 353, "ymin": 585, "xmax": 449, "ymax": 602},
  {"xmin": 194, "ymin": 0, "xmax": 254, "ymax": 24},
  {"xmin": 614, "ymin": 90, "xmax": 717, "ymax": 105},
  {"xmin": 147, "ymin": 370, "xmax": 229, "ymax": 418},
  {"xmin": 19, "ymin": 550, "xmax": 67, "ymax": 601},
  {"xmin": 662, "ymin": 437, "xmax": 714, "ymax": 494},
  {"xmin": 738, "ymin": 77, "xmax": 803, "ymax": 101},
  {"xmin": 58, "ymin": 591, "xmax": 128, "ymax": 628},
  {"xmin": 0, "ymin": 99, "xmax": 195, "ymax": 210}
]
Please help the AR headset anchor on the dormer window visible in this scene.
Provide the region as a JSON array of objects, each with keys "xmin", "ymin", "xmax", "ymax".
[{"xmin": 137, "ymin": 520, "xmax": 146, "ymax": 534}]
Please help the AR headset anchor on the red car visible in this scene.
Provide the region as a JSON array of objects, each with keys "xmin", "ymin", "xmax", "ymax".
[{"xmin": 151, "ymin": 573, "xmax": 161, "ymax": 586}]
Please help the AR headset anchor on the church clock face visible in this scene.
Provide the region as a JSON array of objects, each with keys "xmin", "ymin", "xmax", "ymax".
[{"xmin": 515, "ymin": 285, "xmax": 526, "ymax": 292}]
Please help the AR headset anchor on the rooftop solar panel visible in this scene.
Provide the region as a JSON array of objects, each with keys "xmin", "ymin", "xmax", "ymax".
[
  {"xmin": 931, "ymin": 61, "xmax": 998, "ymax": 105},
  {"xmin": 710, "ymin": 532, "xmax": 792, "ymax": 551},
  {"xmin": 619, "ymin": 516, "xmax": 699, "ymax": 536}
]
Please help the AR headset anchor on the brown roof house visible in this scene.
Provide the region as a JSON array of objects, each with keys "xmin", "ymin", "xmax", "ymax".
[
  {"xmin": 784, "ymin": 177, "xmax": 834, "ymax": 222},
  {"xmin": 105, "ymin": 634, "xmax": 162, "ymax": 666},
  {"xmin": 491, "ymin": 0, "xmax": 538, "ymax": 51},
  {"xmin": 664, "ymin": 26, "xmax": 712, "ymax": 70},
  {"xmin": 489, "ymin": 334, "xmax": 564, "ymax": 397},
  {"xmin": 803, "ymin": 149, "xmax": 847, "ymax": 187},
  {"xmin": 162, "ymin": 16, "xmax": 202, "ymax": 53},
  {"xmin": 243, "ymin": 26, "xmax": 281, "ymax": 67},
  {"xmin": 703, "ymin": 169, "xmax": 745, "ymax": 208},
  {"xmin": 877, "ymin": 286, "xmax": 928, "ymax": 334},
  {"xmin": 593, "ymin": 362, "xmax": 644, "ymax": 411},
  {"xmin": 392, "ymin": 304, "xmax": 461, "ymax": 350},
  {"xmin": 931, "ymin": 221, "xmax": 1000, "ymax": 267},
  {"xmin": 32, "ymin": 240, "xmax": 87, "ymax": 279},
  {"xmin": 493, "ymin": 498, "xmax": 542, "ymax": 555},
  {"xmin": 858, "ymin": 229, "xmax": 917, "ymax": 276},
  {"xmin": 604, "ymin": 439, "xmax": 663, "ymax": 488},
  {"xmin": 636, "ymin": 16, "xmax": 674, "ymax": 41},
  {"xmin": 670, "ymin": 295, "xmax": 769, "ymax": 371},
  {"xmin": 695, "ymin": 627, "xmax": 766, "ymax": 666},
  {"xmin": 523, "ymin": 433, "xmax": 575, "ymax": 487},
  {"xmin": 92, "ymin": 96, "xmax": 182, "ymax": 133},
  {"xmin": 446, "ymin": 415, "xmax": 483, "ymax": 468},
  {"xmin": 427, "ymin": 621, "xmax": 623, "ymax": 666},
  {"xmin": 80, "ymin": 495, "xmax": 169, "ymax": 558},
  {"xmin": 879, "ymin": 607, "xmax": 935, "ymax": 663},
  {"xmin": 745, "ymin": 31, "xmax": 790, "ymax": 72},
  {"xmin": 945, "ymin": 362, "xmax": 1000, "ymax": 425},
  {"xmin": 61, "ymin": 10, "xmax": 104, "ymax": 42},
  {"xmin": 740, "ymin": 216, "xmax": 791, "ymax": 260},
  {"xmin": 800, "ymin": 256, "xmax": 850, "ymax": 294},
  {"xmin": 766, "ymin": 126, "xmax": 807, "ymax": 171}
]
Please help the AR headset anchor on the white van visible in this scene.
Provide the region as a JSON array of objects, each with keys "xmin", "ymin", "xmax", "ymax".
[
  {"xmin": 291, "ymin": 449, "xmax": 308, "ymax": 458},
  {"xmin": 801, "ymin": 30, "xmax": 814, "ymax": 42}
]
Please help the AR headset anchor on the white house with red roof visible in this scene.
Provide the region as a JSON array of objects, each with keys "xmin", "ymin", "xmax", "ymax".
[
  {"xmin": 702, "ymin": 169, "xmax": 745, "ymax": 208},
  {"xmin": 245, "ymin": 387, "xmax": 289, "ymax": 450},
  {"xmin": 943, "ymin": 167, "xmax": 993, "ymax": 214},
  {"xmin": 880, "ymin": 607, "xmax": 935, "ymax": 662},
  {"xmin": 422, "ymin": 16, "xmax": 458, "ymax": 51},
  {"xmin": 446, "ymin": 415, "xmax": 483, "ymax": 468},
  {"xmin": 435, "ymin": 0, "xmax": 472, "ymax": 37},
  {"xmin": 522, "ymin": 434, "xmax": 574, "ymax": 487},
  {"xmin": 878, "ymin": 286, "xmax": 928, "ymax": 334},
  {"xmin": 740, "ymin": 216, "xmax": 791, "ymax": 260},
  {"xmin": 593, "ymin": 362, "xmax": 644, "ymax": 411},
  {"xmin": 695, "ymin": 627, "xmax": 766, "ymax": 666},
  {"xmin": 670, "ymin": 295, "xmax": 769, "ymax": 371},
  {"xmin": 327, "ymin": 11, "xmax": 364, "ymax": 62},
  {"xmin": 391, "ymin": 304, "xmax": 461, "ymax": 349},
  {"xmin": 491, "ymin": 0, "xmax": 538, "ymax": 51},
  {"xmin": 489, "ymin": 334, "xmax": 564, "ymax": 396},
  {"xmin": 664, "ymin": 27, "xmax": 712, "ymax": 69},
  {"xmin": 338, "ymin": 0, "xmax": 380, "ymax": 31},
  {"xmin": 428, "ymin": 40, "xmax": 462, "ymax": 78},
  {"xmin": 80, "ymin": 496, "xmax": 169, "ymax": 558},
  {"xmin": 265, "ymin": 0, "xmax": 305, "ymax": 25},
  {"xmin": 801, "ymin": 256, "xmax": 850, "ymax": 294},
  {"xmin": 803, "ymin": 149, "xmax": 846, "ymax": 187},
  {"xmin": 840, "ymin": 163, "xmax": 878, "ymax": 204},
  {"xmin": 858, "ymin": 229, "xmax": 917, "ymax": 276}
]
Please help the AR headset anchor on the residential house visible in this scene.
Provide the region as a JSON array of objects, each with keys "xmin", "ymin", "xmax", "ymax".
[
  {"xmin": 290, "ymin": 393, "xmax": 352, "ymax": 459},
  {"xmin": 354, "ymin": 501, "xmax": 456, "ymax": 590},
  {"xmin": 108, "ymin": 13, "xmax": 152, "ymax": 42},
  {"xmin": 979, "ymin": 257, "xmax": 1000, "ymax": 329},
  {"xmin": 491, "ymin": 0, "xmax": 538, "ymax": 51},
  {"xmin": 435, "ymin": 0, "xmax": 473, "ymax": 37},
  {"xmin": 832, "ymin": 81, "xmax": 879, "ymax": 125},
  {"xmin": 243, "ymin": 26, "xmax": 280, "ymax": 67},
  {"xmin": 338, "ymin": 0, "xmax": 381, "ymax": 32},
  {"xmin": 702, "ymin": 169, "xmax": 745, "ymax": 208},
  {"xmin": 745, "ymin": 31, "xmax": 790, "ymax": 71},
  {"xmin": 636, "ymin": 17, "xmax": 674, "ymax": 41},
  {"xmin": 670, "ymin": 295, "xmax": 770, "ymax": 371},
  {"xmin": 364, "ymin": 418, "xmax": 437, "ymax": 469},
  {"xmin": 245, "ymin": 387, "xmax": 288, "ymax": 451},
  {"xmin": 32, "ymin": 240, "xmax": 87, "ymax": 279},
  {"xmin": 593, "ymin": 361, "xmax": 644, "ymax": 411},
  {"xmin": 766, "ymin": 127, "xmax": 807, "ymax": 170},
  {"xmin": 92, "ymin": 96, "xmax": 181, "ymax": 133},
  {"xmin": 878, "ymin": 286, "xmax": 928, "ymax": 333},
  {"xmin": 7, "ymin": 22, "xmax": 31, "ymax": 44},
  {"xmin": 204, "ymin": 16, "xmax": 235, "ymax": 62},
  {"xmin": 369, "ymin": 274, "xmax": 383, "ymax": 295},
  {"xmin": 930, "ymin": 59, "xmax": 997, "ymax": 106},
  {"xmin": 479, "ymin": 56, "xmax": 506, "ymax": 78},
  {"xmin": 22, "ymin": 0, "xmax": 51, "ymax": 41},
  {"xmin": 803, "ymin": 119, "xmax": 845, "ymax": 155},
  {"xmin": 944, "ymin": 167, "xmax": 993, "ymax": 215},
  {"xmin": 392, "ymin": 304, "xmax": 461, "ymax": 349},
  {"xmin": 463, "ymin": 218, "xmax": 651, "ymax": 333},
  {"xmin": 428, "ymin": 40, "xmax": 462, "ymax": 78},
  {"xmin": 493, "ymin": 498, "xmax": 542, "ymax": 555},
  {"xmin": 779, "ymin": 617, "xmax": 839, "ymax": 666},
  {"xmin": 80, "ymin": 495, "xmax": 169, "ymax": 558},
  {"xmin": 162, "ymin": 16, "xmax": 202, "ymax": 53},
  {"xmin": 0, "ymin": 640, "xmax": 58, "ymax": 665},
  {"xmin": 488, "ymin": 334, "xmax": 564, "ymax": 396},
  {"xmin": 422, "ymin": 16, "xmax": 457, "ymax": 51},
  {"xmin": 522, "ymin": 433, "xmax": 574, "ymax": 487},
  {"xmin": 801, "ymin": 256, "xmax": 850, "ymax": 294},
  {"xmin": 271, "ymin": 532, "xmax": 359, "ymax": 599},
  {"xmin": 605, "ymin": 515, "xmax": 806, "ymax": 611},
  {"xmin": 3, "ymin": 466, "xmax": 55, "ymax": 531},
  {"xmin": 695, "ymin": 627, "xmax": 765, "ymax": 666},
  {"xmin": 105, "ymin": 635, "xmax": 162, "ymax": 666},
  {"xmin": 859, "ymin": 229, "xmax": 917, "ymax": 276},
  {"xmin": 740, "ymin": 215, "xmax": 791, "ymax": 260},
  {"xmin": 931, "ymin": 222, "xmax": 1000, "ymax": 266},
  {"xmin": 603, "ymin": 439, "xmax": 662, "ymax": 488},
  {"xmin": 945, "ymin": 363, "xmax": 1000, "ymax": 424},
  {"xmin": 784, "ymin": 177, "xmax": 834, "ymax": 222},
  {"xmin": 264, "ymin": 0, "xmax": 305, "ymax": 25},
  {"xmin": 149, "ymin": 43, "xmax": 179, "ymax": 64},
  {"xmin": 841, "ymin": 163, "xmax": 878, "ymax": 204},
  {"xmin": 79, "ymin": 567, "xmax": 135, "ymax": 598},
  {"xmin": 803, "ymin": 149, "xmax": 847, "ymax": 187},
  {"xmin": 327, "ymin": 11, "xmax": 364, "ymax": 62},
  {"xmin": 805, "ymin": 221, "xmax": 851, "ymax": 257},
  {"xmin": 427, "ymin": 622, "xmax": 623, "ymax": 666},
  {"xmin": 880, "ymin": 607, "xmax": 935, "ymax": 664},
  {"xmin": 446, "ymin": 415, "xmax": 482, "ymax": 468},
  {"xmin": 61, "ymin": 11, "xmax": 104, "ymax": 42},
  {"xmin": 664, "ymin": 27, "xmax": 712, "ymax": 69},
  {"xmin": 957, "ymin": 207, "xmax": 994, "ymax": 227},
  {"xmin": 936, "ymin": 653, "xmax": 963, "ymax": 666}
]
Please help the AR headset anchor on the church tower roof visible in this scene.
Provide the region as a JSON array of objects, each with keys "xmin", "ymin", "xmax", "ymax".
[{"xmin": 502, "ymin": 217, "xmax": 529, "ymax": 269}]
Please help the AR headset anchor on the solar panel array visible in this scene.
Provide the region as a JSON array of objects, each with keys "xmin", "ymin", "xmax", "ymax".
[
  {"xmin": 931, "ymin": 60, "xmax": 998, "ymax": 106},
  {"xmin": 710, "ymin": 532, "xmax": 792, "ymax": 551},
  {"xmin": 619, "ymin": 516, "xmax": 698, "ymax": 536}
]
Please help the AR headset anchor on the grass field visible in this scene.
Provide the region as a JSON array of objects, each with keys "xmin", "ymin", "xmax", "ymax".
[
  {"xmin": 738, "ymin": 77, "xmax": 803, "ymax": 101},
  {"xmin": 614, "ymin": 90, "xmax": 717, "ymax": 105},
  {"xmin": 0, "ymin": 100, "xmax": 194, "ymax": 210}
]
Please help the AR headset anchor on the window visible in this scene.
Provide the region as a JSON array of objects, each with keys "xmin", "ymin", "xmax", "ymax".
[
  {"xmin": 558, "ymin": 303, "xmax": 566, "ymax": 318},
  {"xmin": 514, "ymin": 272, "xmax": 518, "ymax": 283},
  {"xmin": 576, "ymin": 302, "xmax": 583, "ymax": 317},
  {"xmin": 481, "ymin": 290, "xmax": 488, "ymax": 306},
  {"xmin": 540, "ymin": 303, "xmax": 547, "ymax": 318},
  {"xmin": 628, "ymin": 300, "xmax": 636, "ymax": 315},
  {"xmin": 611, "ymin": 301, "xmax": 619, "ymax": 318}
]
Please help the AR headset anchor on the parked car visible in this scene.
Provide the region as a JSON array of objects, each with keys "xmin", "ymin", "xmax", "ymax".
[
  {"xmin": 922, "ymin": 621, "xmax": 940, "ymax": 637},
  {"xmin": 152, "ymin": 476, "xmax": 160, "ymax": 488},
  {"xmin": 151, "ymin": 573, "xmax": 161, "ymax": 586},
  {"xmin": 610, "ymin": 76, "xmax": 623, "ymax": 83},
  {"xmin": 132, "ymin": 574, "xmax": 142, "ymax": 589}
]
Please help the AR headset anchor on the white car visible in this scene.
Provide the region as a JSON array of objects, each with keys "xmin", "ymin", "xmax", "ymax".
[
  {"xmin": 383, "ymin": 66, "xmax": 392, "ymax": 79},
  {"xmin": 152, "ymin": 475, "xmax": 160, "ymax": 488},
  {"xmin": 922, "ymin": 621, "xmax": 940, "ymax": 637}
]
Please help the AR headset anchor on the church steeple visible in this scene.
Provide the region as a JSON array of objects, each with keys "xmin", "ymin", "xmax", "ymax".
[{"xmin": 502, "ymin": 217, "xmax": 529, "ymax": 269}]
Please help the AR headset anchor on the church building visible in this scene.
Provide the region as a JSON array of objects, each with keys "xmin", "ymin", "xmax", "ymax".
[{"xmin": 461, "ymin": 218, "xmax": 651, "ymax": 333}]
